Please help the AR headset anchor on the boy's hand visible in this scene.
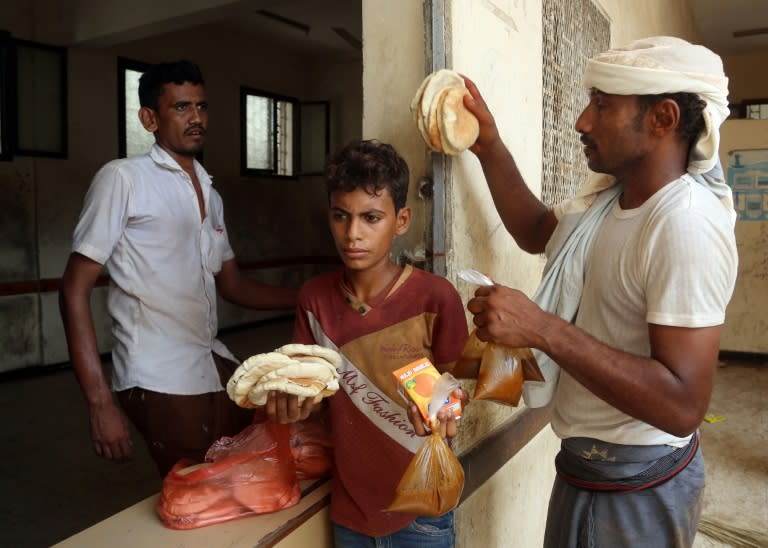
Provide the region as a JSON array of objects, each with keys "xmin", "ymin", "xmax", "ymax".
[
  {"xmin": 264, "ymin": 391, "xmax": 318, "ymax": 424},
  {"xmin": 407, "ymin": 387, "xmax": 469, "ymax": 439}
]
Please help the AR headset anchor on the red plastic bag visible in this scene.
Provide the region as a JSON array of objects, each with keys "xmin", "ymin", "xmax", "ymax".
[
  {"xmin": 157, "ymin": 422, "xmax": 301, "ymax": 529},
  {"xmin": 289, "ymin": 409, "xmax": 334, "ymax": 480}
]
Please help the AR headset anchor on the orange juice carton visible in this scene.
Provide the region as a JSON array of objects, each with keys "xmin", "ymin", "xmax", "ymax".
[{"xmin": 393, "ymin": 357, "xmax": 462, "ymax": 424}]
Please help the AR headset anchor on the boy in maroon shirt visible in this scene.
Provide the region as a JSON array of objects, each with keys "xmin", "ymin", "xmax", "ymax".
[{"xmin": 267, "ymin": 140, "xmax": 468, "ymax": 546}]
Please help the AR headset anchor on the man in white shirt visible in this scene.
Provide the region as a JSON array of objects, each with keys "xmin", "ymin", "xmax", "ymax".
[
  {"xmin": 60, "ymin": 60, "xmax": 297, "ymax": 476},
  {"xmin": 462, "ymin": 37, "xmax": 737, "ymax": 546}
]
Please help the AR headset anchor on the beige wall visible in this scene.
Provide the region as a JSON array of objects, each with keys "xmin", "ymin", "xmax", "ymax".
[
  {"xmin": 361, "ymin": 0, "xmax": 429, "ymax": 265},
  {"xmin": 596, "ymin": 0, "xmax": 699, "ymax": 46},
  {"xmin": 723, "ymin": 49, "xmax": 768, "ymax": 103},
  {"xmin": 719, "ymin": 120, "xmax": 768, "ymax": 353}
]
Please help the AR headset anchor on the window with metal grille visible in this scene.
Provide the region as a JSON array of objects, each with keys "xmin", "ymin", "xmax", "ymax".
[
  {"xmin": 240, "ymin": 87, "xmax": 298, "ymax": 177},
  {"xmin": 541, "ymin": 0, "xmax": 609, "ymax": 207}
]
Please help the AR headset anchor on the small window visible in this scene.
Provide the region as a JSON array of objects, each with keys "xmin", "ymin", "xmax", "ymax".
[
  {"xmin": 240, "ymin": 87, "xmax": 298, "ymax": 177},
  {"xmin": 744, "ymin": 101, "xmax": 768, "ymax": 120},
  {"xmin": 118, "ymin": 57, "xmax": 154, "ymax": 158},
  {"xmin": 14, "ymin": 39, "xmax": 67, "ymax": 157}
]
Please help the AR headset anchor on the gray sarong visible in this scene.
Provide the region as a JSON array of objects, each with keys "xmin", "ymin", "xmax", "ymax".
[{"xmin": 544, "ymin": 435, "xmax": 704, "ymax": 548}]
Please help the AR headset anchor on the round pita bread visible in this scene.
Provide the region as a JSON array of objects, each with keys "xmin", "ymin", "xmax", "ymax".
[
  {"xmin": 410, "ymin": 72, "xmax": 433, "ymax": 144},
  {"xmin": 292, "ymin": 356, "xmax": 341, "ymax": 379},
  {"xmin": 427, "ymin": 86, "xmax": 451, "ymax": 152},
  {"xmin": 419, "ymin": 69, "xmax": 463, "ymax": 126},
  {"xmin": 258, "ymin": 362, "xmax": 337, "ymax": 385},
  {"xmin": 248, "ymin": 377, "xmax": 327, "ymax": 406},
  {"xmin": 412, "ymin": 69, "xmax": 467, "ymax": 152},
  {"xmin": 227, "ymin": 352, "xmax": 298, "ymax": 406},
  {"xmin": 438, "ymin": 86, "xmax": 479, "ymax": 155},
  {"xmin": 276, "ymin": 343, "xmax": 342, "ymax": 370}
]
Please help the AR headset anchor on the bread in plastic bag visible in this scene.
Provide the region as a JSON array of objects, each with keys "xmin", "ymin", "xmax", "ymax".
[
  {"xmin": 289, "ymin": 407, "xmax": 334, "ymax": 480},
  {"xmin": 157, "ymin": 421, "xmax": 301, "ymax": 529},
  {"xmin": 387, "ymin": 373, "xmax": 465, "ymax": 516}
]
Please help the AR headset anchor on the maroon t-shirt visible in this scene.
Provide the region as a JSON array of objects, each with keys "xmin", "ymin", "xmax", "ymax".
[{"xmin": 293, "ymin": 265, "xmax": 468, "ymax": 536}]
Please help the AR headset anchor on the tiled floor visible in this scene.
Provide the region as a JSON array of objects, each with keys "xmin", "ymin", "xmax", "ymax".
[
  {"xmin": 693, "ymin": 358, "xmax": 768, "ymax": 548},
  {"xmin": 0, "ymin": 320, "xmax": 765, "ymax": 547}
]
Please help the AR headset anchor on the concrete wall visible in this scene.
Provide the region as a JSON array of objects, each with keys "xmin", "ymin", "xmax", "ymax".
[
  {"xmin": 0, "ymin": 6, "xmax": 361, "ymax": 371},
  {"xmin": 361, "ymin": 0, "xmax": 430, "ymax": 265},
  {"xmin": 597, "ymin": 0, "xmax": 699, "ymax": 45},
  {"xmin": 723, "ymin": 49, "xmax": 768, "ymax": 103},
  {"xmin": 719, "ymin": 120, "xmax": 768, "ymax": 354}
]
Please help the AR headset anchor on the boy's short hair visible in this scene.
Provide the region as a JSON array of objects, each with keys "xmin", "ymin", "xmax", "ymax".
[
  {"xmin": 325, "ymin": 140, "xmax": 409, "ymax": 211},
  {"xmin": 138, "ymin": 60, "xmax": 205, "ymax": 110}
]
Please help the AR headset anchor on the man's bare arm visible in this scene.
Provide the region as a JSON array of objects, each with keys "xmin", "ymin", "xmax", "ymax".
[
  {"xmin": 215, "ymin": 259, "xmax": 298, "ymax": 309},
  {"xmin": 469, "ymin": 285, "xmax": 719, "ymax": 436},
  {"xmin": 59, "ymin": 252, "xmax": 133, "ymax": 460}
]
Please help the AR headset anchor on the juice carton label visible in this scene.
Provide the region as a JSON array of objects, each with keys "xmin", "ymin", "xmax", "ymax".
[{"xmin": 392, "ymin": 357, "xmax": 462, "ymax": 423}]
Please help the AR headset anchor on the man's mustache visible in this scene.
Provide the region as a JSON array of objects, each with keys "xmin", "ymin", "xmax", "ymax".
[
  {"xmin": 580, "ymin": 135, "xmax": 596, "ymax": 148},
  {"xmin": 185, "ymin": 125, "xmax": 206, "ymax": 135}
]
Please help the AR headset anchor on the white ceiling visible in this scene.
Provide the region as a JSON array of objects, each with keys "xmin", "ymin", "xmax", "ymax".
[{"xmin": 689, "ymin": 0, "xmax": 768, "ymax": 54}]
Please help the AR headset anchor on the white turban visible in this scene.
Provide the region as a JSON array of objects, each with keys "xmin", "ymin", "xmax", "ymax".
[{"xmin": 582, "ymin": 36, "xmax": 729, "ymax": 174}]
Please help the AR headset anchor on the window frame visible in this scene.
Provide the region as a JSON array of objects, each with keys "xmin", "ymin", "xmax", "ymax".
[
  {"xmin": 740, "ymin": 98, "xmax": 768, "ymax": 120},
  {"xmin": 12, "ymin": 38, "xmax": 68, "ymax": 158},
  {"xmin": 240, "ymin": 86, "xmax": 299, "ymax": 178}
]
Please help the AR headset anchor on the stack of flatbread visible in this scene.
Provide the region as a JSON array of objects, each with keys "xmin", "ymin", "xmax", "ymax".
[
  {"xmin": 227, "ymin": 344, "xmax": 341, "ymax": 408},
  {"xmin": 411, "ymin": 69, "xmax": 479, "ymax": 155}
]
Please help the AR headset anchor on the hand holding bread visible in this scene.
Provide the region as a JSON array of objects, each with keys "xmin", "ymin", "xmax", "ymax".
[
  {"xmin": 411, "ymin": 69, "xmax": 479, "ymax": 155},
  {"xmin": 227, "ymin": 344, "xmax": 342, "ymax": 409}
]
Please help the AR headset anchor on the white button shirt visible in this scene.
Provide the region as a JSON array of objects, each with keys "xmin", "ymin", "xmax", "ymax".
[{"xmin": 73, "ymin": 144, "xmax": 238, "ymax": 394}]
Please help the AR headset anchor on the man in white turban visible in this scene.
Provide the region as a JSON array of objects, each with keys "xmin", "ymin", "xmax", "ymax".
[{"xmin": 462, "ymin": 36, "xmax": 738, "ymax": 547}]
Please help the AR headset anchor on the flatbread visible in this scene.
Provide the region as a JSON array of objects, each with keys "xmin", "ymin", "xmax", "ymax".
[
  {"xmin": 419, "ymin": 69, "xmax": 463, "ymax": 129},
  {"xmin": 276, "ymin": 343, "xmax": 342, "ymax": 370},
  {"xmin": 410, "ymin": 72, "xmax": 434, "ymax": 144},
  {"xmin": 227, "ymin": 352, "xmax": 298, "ymax": 407},
  {"xmin": 257, "ymin": 362, "xmax": 337, "ymax": 385},
  {"xmin": 438, "ymin": 86, "xmax": 479, "ymax": 155},
  {"xmin": 427, "ymin": 86, "xmax": 451, "ymax": 152},
  {"xmin": 248, "ymin": 377, "xmax": 327, "ymax": 406}
]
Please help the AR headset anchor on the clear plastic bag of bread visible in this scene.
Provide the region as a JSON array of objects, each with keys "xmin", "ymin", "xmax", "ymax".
[
  {"xmin": 387, "ymin": 373, "xmax": 465, "ymax": 517},
  {"xmin": 156, "ymin": 420, "xmax": 300, "ymax": 530}
]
